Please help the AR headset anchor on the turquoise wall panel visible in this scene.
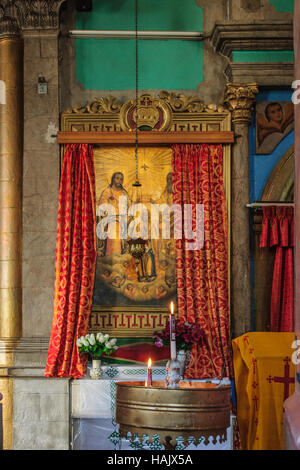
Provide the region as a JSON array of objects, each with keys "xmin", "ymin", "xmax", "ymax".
[
  {"xmin": 232, "ymin": 51, "xmax": 294, "ymax": 63},
  {"xmin": 269, "ymin": 0, "xmax": 293, "ymax": 12},
  {"xmin": 75, "ymin": 0, "xmax": 203, "ymax": 91},
  {"xmin": 75, "ymin": 38, "xmax": 203, "ymax": 90},
  {"xmin": 76, "ymin": 0, "xmax": 203, "ymax": 31}
]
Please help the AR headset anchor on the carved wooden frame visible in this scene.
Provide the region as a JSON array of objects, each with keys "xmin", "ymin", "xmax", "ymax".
[{"xmin": 59, "ymin": 92, "xmax": 233, "ymax": 337}]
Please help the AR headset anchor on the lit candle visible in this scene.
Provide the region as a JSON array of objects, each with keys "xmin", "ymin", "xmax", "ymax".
[
  {"xmin": 170, "ymin": 301, "xmax": 176, "ymax": 360},
  {"xmin": 147, "ymin": 358, "xmax": 152, "ymax": 387}
]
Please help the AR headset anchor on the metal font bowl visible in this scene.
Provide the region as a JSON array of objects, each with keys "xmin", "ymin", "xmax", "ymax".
[{"xmin": 115, "ymin": 381, "xmax": 231, "ymax": 448}]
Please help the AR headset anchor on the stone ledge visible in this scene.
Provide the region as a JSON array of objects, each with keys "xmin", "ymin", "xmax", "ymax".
[
  {"xmin": 211, "ymin": 21, "xmax": 293, "ymax": 58},
  {"xmin": 225, "ymin": 62, "xmax": 294, "ymax": 86}
]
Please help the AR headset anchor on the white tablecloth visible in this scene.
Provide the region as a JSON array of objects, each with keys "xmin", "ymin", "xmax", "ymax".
[{"xmin": 71, "ymin": 365, "xmax": 234, "ymax": 450}]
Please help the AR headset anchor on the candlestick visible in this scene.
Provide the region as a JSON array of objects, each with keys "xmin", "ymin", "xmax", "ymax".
[
  {"xmin": 169, "ymin": 302, "xmax": 176, "ymax": 360},
  {"xmin": 147, "ymin": 358, "xmax": 152, "ymax": 386}
]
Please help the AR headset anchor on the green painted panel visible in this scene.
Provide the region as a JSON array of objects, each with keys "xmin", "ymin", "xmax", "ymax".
[
  {"xmin": 269, "ymin": 0, "xmax": 293, "ymax": 12},
  {"xmin": 232, "ymin": 50, "xmax": 294, "ymax": 63},
  {"xmin": 76, "ymin": 38, "xmax": 203, "ymax": 90},
  {"xmin": 76, "ymin": 0, "xmax": 203, "ymax": 31}
]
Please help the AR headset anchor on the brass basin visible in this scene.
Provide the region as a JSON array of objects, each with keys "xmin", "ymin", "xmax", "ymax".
[{"xmin": 115, "ymin": 381, "xmax": 231, "ymax": 448}]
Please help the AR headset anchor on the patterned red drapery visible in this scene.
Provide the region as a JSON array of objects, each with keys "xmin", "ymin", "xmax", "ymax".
[
  {"xmin": 45, "ymin": 144, "xmax": 97, "ymax": 378},
  {"xmin": 260, "ymin": 206, "xmax": 294, "ymax": 332},
  {"xmin": 172, "ymin": 144, "xmax": 232, "ymax": 378}
]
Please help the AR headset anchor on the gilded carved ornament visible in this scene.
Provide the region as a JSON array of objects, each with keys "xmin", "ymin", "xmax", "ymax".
[
  {"xmin": 224, "ymin": 82, "xmax": 259, "ymax": 124},
  {"xmin": 65, "ymin": 92, "xmax": 230, "ymax": 132},
  {"xmin": 66, "ymin": 96, "xmax": 122, "ymax": 115}
]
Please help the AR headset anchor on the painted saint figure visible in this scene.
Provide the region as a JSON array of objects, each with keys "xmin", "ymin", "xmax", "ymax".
[
  {"xmin": 135, "ymin": 244, "xmax": 157, "ymax": 282},
  {"xmin": 97, "ymin": 171, "xmax": 129, "ymax": 256}
]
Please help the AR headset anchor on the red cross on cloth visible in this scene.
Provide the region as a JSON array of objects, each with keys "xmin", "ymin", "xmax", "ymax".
[{"xmin": 266, "ymin": 356, "xmax": 295, "ymax": 401}]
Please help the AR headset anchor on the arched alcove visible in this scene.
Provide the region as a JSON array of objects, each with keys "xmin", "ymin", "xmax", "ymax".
[{"xmin": 254, "ymin": 145, "xmax": 294, "ymax": 331}]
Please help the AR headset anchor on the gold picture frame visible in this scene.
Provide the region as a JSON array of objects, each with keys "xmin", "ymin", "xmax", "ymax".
[{"xmin": 60, "ymin": 92, "xmax": 232, "ymax": 337}]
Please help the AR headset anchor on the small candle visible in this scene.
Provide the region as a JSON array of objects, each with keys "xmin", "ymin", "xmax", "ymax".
[
  {"xmin": 170, "ymin": 301, "xmax": 176, "ymax": 360},
  {"xmin": 147, "ymin": 358, "xmax": 152, "ymax": 387}
]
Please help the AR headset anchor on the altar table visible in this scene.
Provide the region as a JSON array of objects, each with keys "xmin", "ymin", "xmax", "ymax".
[
  {"xmin": 71, "ymin": 364, "xmax": 235, "ymax": 450},
  {"xmin": 232, "ymin": 332, "xmax": 295, "ymax": 450}
]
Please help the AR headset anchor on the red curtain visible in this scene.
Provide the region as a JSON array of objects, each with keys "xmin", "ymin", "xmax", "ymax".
[
  {"xmin": 45, "ymin": 144, "xmax": 97, "ymax": 378},
  {"xmin": 260, "ymin": 206, "xmax": 294, "ymax": 332},
  {"xmin": 172, "ymin": 144, "xmax": 232, "ymax": 378}
]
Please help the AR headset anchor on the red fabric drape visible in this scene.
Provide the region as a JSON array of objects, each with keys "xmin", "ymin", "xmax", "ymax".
[
  {"xmin": 45, "ymin": 144, "xmax": 97, "ymax": 378},
  {"xmin": 260, "ymin": 206, "xmax": 294, "ymax": 332},
  {"xmin": 172, "ymin": 143, "xmax": 232, "ymax": 378}
]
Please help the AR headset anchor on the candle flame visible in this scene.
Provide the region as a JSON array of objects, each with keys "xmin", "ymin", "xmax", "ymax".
[
  {"xmin": 170, "ymin": 301, "xmax": 174, "ymax": 314},
  {"xmin": 144, "ymin": 381, "xmax": 147, "ymax": 387},
  {"xmin": 147, "ymin": 358, "xmax": 152, "ymax": 368}
]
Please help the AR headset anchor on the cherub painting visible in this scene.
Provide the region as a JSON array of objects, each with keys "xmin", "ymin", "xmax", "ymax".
[{"xmin": 256, "ymin": 101, "xmax": 294, "ymax": 154}]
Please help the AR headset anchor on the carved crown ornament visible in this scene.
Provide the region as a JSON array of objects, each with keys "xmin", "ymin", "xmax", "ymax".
[
  {"xmin": 66, "ymin": 92, "xmax": 228, "ymax": 117},
  {"xmin": 0, "ymin": 0, "xmax": 66, "ymax": 36},
  {"xmin": 62, "ymin": 91, "xmax": 231, "ymax": 135}
]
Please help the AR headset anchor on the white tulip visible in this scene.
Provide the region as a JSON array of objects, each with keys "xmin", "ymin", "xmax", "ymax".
[
  {"xmin": 110, "ymin": 338, "xmax": 117, "ymax": 346},
  {"xmin": 76, "ymin": 338, "xmax": 82, "ymax": 347},
  {"xmin": 113, "ymin": 345, "xmax": 118, "ymax": 350},
  {"xmin": 97, "ymin": 334, "xmax": 105, "ymax": 343},
  {"xmin": 88, "ymin": 333, "xmax": 96, "ymax": 345},
  {"xmin": 105, "ymin": 341, "xmax": 112, "ymax": 349},
  {"xmin": 82, "ymin": 338, "xmax": 89, "ymax": 347},
  {"xmin": 103, "ymin": 334, "xmax": 109, "ymax": 341}
]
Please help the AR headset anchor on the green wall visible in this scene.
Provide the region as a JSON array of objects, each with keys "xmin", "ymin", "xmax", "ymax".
[
  {"xmin": 75, "ymin": 0, "xmax": 203, "ymax": 91},
  {"xmin": 232, "ymin": 50, "xmax": 294, "ymax": 63},
  {"xmin": 269, "ymin": 0, "xmax": 293, "ymax": 12},
  {"xmin": 76, "ymin": 0, "xmax": 203, "ymax": 31}
]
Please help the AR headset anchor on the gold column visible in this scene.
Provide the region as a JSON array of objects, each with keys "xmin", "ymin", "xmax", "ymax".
[
  {"xmin": 0, "ymin": 17, "xmax": 23, "ymax": 450},
  {"xmin": 0, "ymin": 19, "xmax": 23, "ymax": 361},
  {"xmin": 224, "ymin": 83, "xmax": 259, "ymax": 338}
]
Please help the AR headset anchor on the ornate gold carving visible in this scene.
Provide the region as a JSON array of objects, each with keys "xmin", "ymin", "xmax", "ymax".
[
  {"xmin": 224, "ymin": 82, "xmax": 259, "ymax": 124},
  {"xmin": 65, "ymin": 96, "xmax": 122, "ymax": 115},
  {"xmin": 64, "ymin": 92, "xmax": 230, "ymax": 125},
  {"xmin": 159, "ymin": 91, "xmax": 205, "ymax": 113},
  {"xmin": 120, "ymin": 93, "xmax": 172, "ymax": 131},
  {"xmin": 64, "ymin": 92, "xmax": 230, "ymax": 133}
]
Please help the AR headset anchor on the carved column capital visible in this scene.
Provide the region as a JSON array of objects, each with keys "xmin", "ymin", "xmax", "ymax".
[
  {"xmin": 0, "ymin": 0, "xmax": 67, "ymax": 33},
  {"xmin": 224, "ymin": 82, "xmax": 259, "ymax": 124},
  {"xmin": 0, "ymin": 14, "xmax": 20, "ymax": 38}
]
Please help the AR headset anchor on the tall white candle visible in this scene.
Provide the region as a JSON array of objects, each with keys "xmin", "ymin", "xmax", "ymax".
[
  {"xmin": 147, "ymin": 358, "xmax": 152, "ymax": 387},
  {"xmin": 170, "ymin": 301, "xmax": 176, "ymax": 360}
]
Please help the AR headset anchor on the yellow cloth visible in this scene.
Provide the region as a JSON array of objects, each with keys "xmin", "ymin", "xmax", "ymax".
[{"xmin": 232, "ymin": 332, "xmax": 295, "ymax": 450}]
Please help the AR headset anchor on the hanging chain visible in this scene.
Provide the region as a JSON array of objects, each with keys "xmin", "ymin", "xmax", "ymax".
[{"xmin": 134, "ymin": 0, "xmax": 141, "ymax": 186}]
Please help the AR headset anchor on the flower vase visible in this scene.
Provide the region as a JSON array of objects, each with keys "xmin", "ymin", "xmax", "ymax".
[
  {"xmin": 90, "ymin": 358, "xmax": 102, "ymax": 380},
  {"xmin": 176, "ymin": 350, "xmax": 186, "ymax": 378},
  {"xmin": 176, "ymin": 349, "xmax": 192, "ymax": 378}
]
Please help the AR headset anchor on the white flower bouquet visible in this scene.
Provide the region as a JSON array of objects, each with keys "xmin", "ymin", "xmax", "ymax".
[{"xmin": 76, "ymin": 333, "xmax": 118, "ymax": 359}]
